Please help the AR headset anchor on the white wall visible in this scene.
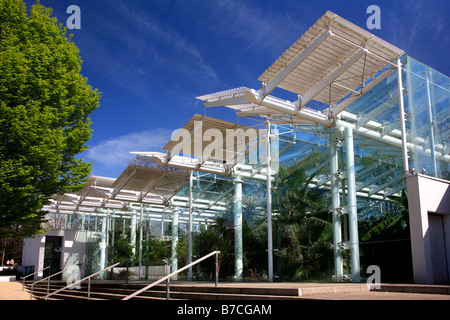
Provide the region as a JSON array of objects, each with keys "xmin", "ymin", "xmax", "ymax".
[
  {"xmin": 22, "ymin": 230, "xmax": 87, "ymax": 281},
  {"xmin": 22, "ymin": 234, "xmax": 46, "ymax": 280},
  {"xmin": 406, "ymin": 174, "xmax": 450, "ymax": 284}
]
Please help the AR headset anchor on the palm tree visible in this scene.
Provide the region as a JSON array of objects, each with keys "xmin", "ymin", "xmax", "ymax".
[
  {"xmin": 197, "ymin": 216, "xmax": 234, "ymax": 279},
  {"xmin": 360, "ymin": 189, "xmax": 409, "ymax": 241},
  {"xmin": 358, "ymin": 190, "xmax": 413, "ymax": 282},
  {"xmin": 273, "ymin": 163, "xmax": 333, "ymax": 281}
]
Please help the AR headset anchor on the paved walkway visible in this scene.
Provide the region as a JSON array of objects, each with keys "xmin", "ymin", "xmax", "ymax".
[
  {"xmin": 1, "ymin": 280, "xmax": 450, "ymax": 300},
  {"xmin": 157, "ymin": 281, "xmax": 450, "ymax": 300},
  {"xmin": 0, "ymin": 281, "xmax": 34, "ymax": 300},
  {"xmin": 305, "ymin": 290, "xmax": 450, "ymax": 300}
]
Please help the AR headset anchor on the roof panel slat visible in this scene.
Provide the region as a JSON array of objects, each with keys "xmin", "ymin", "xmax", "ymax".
[{"xmin": 257, "ymin": 10, "xmax": 404, "ymax": 106}]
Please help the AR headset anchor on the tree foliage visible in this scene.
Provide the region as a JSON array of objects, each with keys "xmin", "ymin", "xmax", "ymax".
[
  {"xmin": 0, "ymin": 0, "xmax": 100, "ymax": 233},
  {"xmin": 274, "ymin": 165, "xmax": 333, "ymax": 280},
  {"xmin": 359, "ymin": 190, "xmax": 412, "ymax": 282}
]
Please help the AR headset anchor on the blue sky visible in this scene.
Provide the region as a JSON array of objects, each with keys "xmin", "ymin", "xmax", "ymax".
[{"xmin": 24, "ymin": 0, "xmax": 450, "ymax": 178}]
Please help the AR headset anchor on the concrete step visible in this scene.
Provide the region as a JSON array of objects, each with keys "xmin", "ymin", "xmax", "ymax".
[
  {"xmin": 27, "ymin": 285, "xmax": 301, "ymax": 300},
  {"xmin": 24, "ymin": 281, "xmax": 373, "ymax": 301},
  {"xmin": 87, "ymin": 282, "xmax": 310, "ymax": 300},
  {"xmin": 26, "ymin": 283, "xmax": 303, "ymax": 300},
  {"xmin": 375, "ymin": 283, "xmax": 450, "ymax": 295},
  {"xmin": 26, "ymin": 284, "xmax": 169, "ymax": 300}
]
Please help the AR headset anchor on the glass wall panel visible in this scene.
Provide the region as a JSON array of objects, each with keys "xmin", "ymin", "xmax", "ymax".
[
  {"xmin": 405, "ymin": 56, "xmax": 450, "ymax": 180},
  {"xmin": 84, "ymin": 230, "xmax": 103, "ymax": 278},
  {"xmin": 45, "ymin": 55, "xmax": 449, "ymax": 282}
]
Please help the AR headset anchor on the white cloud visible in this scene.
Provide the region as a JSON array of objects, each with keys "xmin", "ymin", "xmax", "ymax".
[
  {"xmin": 203, "ymin": 0, "xmax": 305, "ymax": 55},
  {"xmin": 112, "ymin": 1, "xmax": 219, "ymax": 82},
  {"xmin": 387, "ymin": 2, "xmax": 448, "ymax": 59},
  {"xmin": 86, "ymin": 128, "xmax": 173, "ymax": 168}
]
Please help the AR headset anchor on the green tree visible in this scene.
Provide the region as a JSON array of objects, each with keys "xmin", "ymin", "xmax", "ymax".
[
  {"xmin": 109, "ymin": 233, "xmax": 133, "ymax": 264},
  {"xmin": 359, "ymin": 190, "xmax": 413, "ymax": 282},
  {"xmin": 360, "ymin": 190, "xmax": 409, "ymax": 241},
  {"xmin": 0, "ymin": 0, "xmax": 100, "ymax": 233},
  {"xmin": 197, "ymin": 216, "xmax": 234, "ymax": 278},
  {"xmin": 274, "ymin": 164, "xmax": 333, "ymax": 280},
  {"xmin": 143, "ymin": 236, "xmax": 171, "ymax": 266}
]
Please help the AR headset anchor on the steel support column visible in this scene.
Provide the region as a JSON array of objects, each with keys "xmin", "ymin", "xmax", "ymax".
[
  {"xmin": 104, "ymin": 208, "xmax": 110, "ymax": 280},
  {"xmin": 100, "ymin": 212, "xmax": 107, "ymax": 274},
  {"xmin": 234, "ymin": 176, "xmax": 243, "ymax": 281},
  {"xmin": 188, "ymin": 170, "xmax": 193, "ymax": 281},
  {"xmin": 138, "ymin": 203, "xmax": 143, "ymax": 280},
  {"xmin": 171, "ymin": 209, "xmax": 179, "ymax": 280},
  {"xmin": 130, "ymin": 212, "xmax": 137, "ymax": 257},
  {"xmin": 396, "ymin": 58, "xmax": 409, "ymax": 174},
  {"xmin": 110, "ymin": 210, "xmax": 115, "ymax": 264},
  {"xmin": 330, "ymin": 132, "xmax": 344, "ymax": 281},
  {"xmin": 344, "ymin": 127, "xmax": 360, "ymax": 282},
  {"xmin": 266, "ymin": 119, "xmax": 274, "ymax": 282},
  {"xmin": 426, "ymin": 73, "xmax": 438, "ymax": 177}
]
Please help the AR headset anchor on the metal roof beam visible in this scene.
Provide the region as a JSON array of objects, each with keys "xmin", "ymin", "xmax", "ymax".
[
  {"xmin": 137, "ymin": 173, "xmax": 166, "ymax": 202},
  {"xmin": 336, "ymin": 119, "xmax": 450, "ymax": 163},
  {"xmin": 356, "ymin": 169, "xmax": 393, "ymax": 192},
  {"xmin": 306, "ymin": 158, "xmax": 330, "ymax": 176},
  {"xmin": 111, "ymin": 167, "xmax": 137, "ymax": 199},
  {"xmin": 330, "ymin": 68, "xmax": 393, "ymax": 117},
  {"xmin": 384, "ymin": 183, "xmax": 406, "ymax": 198},
  {"xmin": 195, "ymin": 180, "xmax": 216, "ymax": 198},
  {"xmin": 357, "ymin": 95, "xmax": 398, "ymax": 127},
  {"xmin": 204, "ymin": 95, "xmax": 249, "ymax": 108},
  {"xmin": 369, "ymin": 175, "xmax": 405, "ymax": 196},
  {"xmin": 135, "ymin": 152, "xmax": 228, "ymax": 176},
  {"xmin": 92, "ymin": 186, "xmax": 113, "ymax": 198},
  {"xmin": 355, "ymin": 162, "xmax": 379, "ymax": 179},
  {"xmin": 300, "ymin": 49, "xmax": 366, "ymax": 107},
  {"xmin": 244, "ymin": 90, "xmax": 333, "ymax": 126},
  {"xmin": 261, "ymin": 29, "xmax": 330, "ymax": 98},
  {"xmin": 207, "ymin": 186, "xmax": 234, "ymax": 209}
]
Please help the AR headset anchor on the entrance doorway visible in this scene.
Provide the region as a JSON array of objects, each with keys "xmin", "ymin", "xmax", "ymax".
[
  {"xmin": 428, "ymin": 213, "xmax": 449, "ymax": 283},
  {"xmin": 43, "ymin": 236, "xmax": 62, "ymax": 280}
]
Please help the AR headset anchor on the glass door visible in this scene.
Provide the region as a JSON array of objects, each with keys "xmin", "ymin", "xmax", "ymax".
[{"xmin": 43, "ymin": 236, "xmax": 62, "ymax": 280}]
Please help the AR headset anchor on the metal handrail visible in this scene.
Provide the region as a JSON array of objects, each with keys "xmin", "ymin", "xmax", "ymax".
[
  {"xmin": 122, "ymin": 251, "xmax": 220, "ymax": 300},
  {"xmin": 43, "ymin": 260, "xmax": 129, "ymax": 300},
  {"xmin": 29, "ymin": 264, "xmax": 82, "ymax": 300},
  {"xmin": 22, "ymin": 266, "xmax": 50, "ymax": 290}
]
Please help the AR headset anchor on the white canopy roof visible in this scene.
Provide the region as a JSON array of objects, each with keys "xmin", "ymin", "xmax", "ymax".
[
  {"xmin": 133, "ymin": 113, "xmax": 272, "ymax": 179},
  {"xmin": 258, "ymin": 11, "xmax": 404, "ymax": 104},
  {"xmin": 197, "ymin": 11, "xmax": 405, "ymax": 120}
]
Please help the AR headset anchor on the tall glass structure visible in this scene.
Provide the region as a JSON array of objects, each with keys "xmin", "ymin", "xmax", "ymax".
[{"xmin": 37, "ymin": 9, "xmax": 449, "ymax": 284}]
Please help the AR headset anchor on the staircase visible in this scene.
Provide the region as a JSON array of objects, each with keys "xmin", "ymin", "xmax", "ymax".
[
  {"xmin": 23, "ymin": 281, "xmax": 370, "ymax": 300},
  {"xmin": 22, "ymin": 252, "xmax": 372, "ymax": 300},
  {"xmin": 25, "ymin": 281, "xmax": 172, "ymax": 300}
]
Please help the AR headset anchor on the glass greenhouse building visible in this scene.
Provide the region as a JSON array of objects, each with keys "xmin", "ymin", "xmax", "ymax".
[{"xmin": 24, "ymin": 11, "xmax": 450, "ymax": 285}]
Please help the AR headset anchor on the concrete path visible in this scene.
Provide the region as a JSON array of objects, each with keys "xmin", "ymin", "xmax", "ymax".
[
  {"xmin": 307, "ymin": 290, "xmax": 450, "ymax": 300},
  {"xmin": 1, "ymin": 280, "xmax": 450, "ymax": 300},
  {"xmin": 0, "ymin": 281, "xmax": 34, "ymax": 300}
]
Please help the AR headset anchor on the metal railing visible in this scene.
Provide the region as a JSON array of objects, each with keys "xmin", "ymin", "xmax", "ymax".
[
  {"xmin": 122, "ymin": 251, "xmax": 220, "ymax": 300},
  {"xmin": 29, "ymin": 264, "xmax": 83, "ymax": 300},
  {"xmin": 42, "ymin": 260, "xmax": 129, "ymax": 300},
  {"xmin": 22, "ymin": 266, "xmax": 50, "ymax": 290}
]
